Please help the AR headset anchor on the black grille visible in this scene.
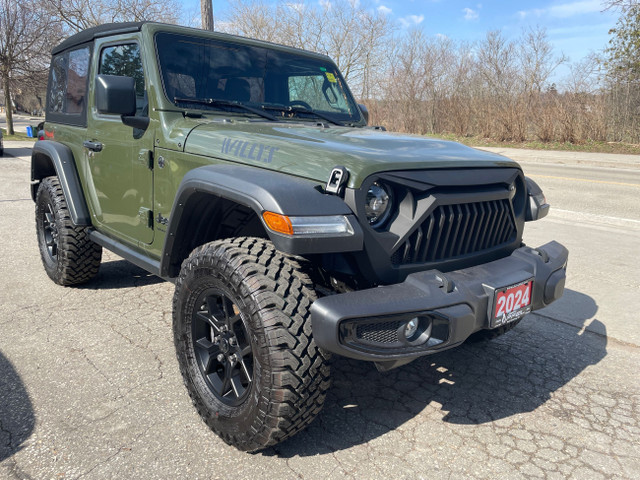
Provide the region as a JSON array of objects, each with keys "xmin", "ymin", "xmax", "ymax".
[
  {"xmin": 356, "ymin": 321, "xmax": 402, "ymax": 344},
  {"xmin": 392, "ymin": 199, "xmax": 516, "ymax": 266}
]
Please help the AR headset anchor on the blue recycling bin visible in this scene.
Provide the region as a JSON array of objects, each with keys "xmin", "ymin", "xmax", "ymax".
[{"xmin": 26, "ymin": 126, "xmax": 33, "ymax": 137}]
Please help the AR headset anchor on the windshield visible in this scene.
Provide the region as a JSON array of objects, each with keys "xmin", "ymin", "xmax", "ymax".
[{"xmin": 155, "ymin": 32, "xmax": 362, "ymax": 124}]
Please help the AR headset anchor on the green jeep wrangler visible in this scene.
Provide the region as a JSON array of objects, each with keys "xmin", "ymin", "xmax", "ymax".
[{"xmin": 31, "ymin": 22, "xmax": 568, "ymax": 451}]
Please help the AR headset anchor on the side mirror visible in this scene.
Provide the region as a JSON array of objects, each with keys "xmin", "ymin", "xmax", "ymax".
[
  {"xmin": 358, "ymin": 103, "xmax": 369, "ymax": 125},
  {"xmin": 95, "ymin": 75, "xmax": 136, "ymax": 116}
]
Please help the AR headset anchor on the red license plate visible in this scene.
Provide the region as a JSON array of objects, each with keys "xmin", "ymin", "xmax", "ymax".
[{"xmin": 491, "ymin": 280, "xmax": 533, "ymax": 328}]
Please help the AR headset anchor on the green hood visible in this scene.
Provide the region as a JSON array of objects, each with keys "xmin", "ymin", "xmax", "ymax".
[{"xmin": 183, "ymin": 121, "xmax": 520, "ymax": 188}]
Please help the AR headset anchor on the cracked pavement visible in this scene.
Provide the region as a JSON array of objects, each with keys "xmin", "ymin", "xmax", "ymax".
[{"xmin": 1, "ymin": 144, "xmax": 639, "ymax": 479}]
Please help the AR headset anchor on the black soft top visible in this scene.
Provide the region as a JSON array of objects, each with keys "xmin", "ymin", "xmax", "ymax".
[{"xmin": 52, "ymin": 22, "xmax": 145, "ymax": 55}]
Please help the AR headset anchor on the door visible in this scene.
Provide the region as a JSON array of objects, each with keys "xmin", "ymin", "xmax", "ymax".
[{"xmin": 85, "ymin": 40, "xmax": 154, "ymax": 245}]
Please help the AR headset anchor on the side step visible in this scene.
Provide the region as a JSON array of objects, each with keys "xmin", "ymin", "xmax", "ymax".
[{"xmin": 88, "ymin": 230, "xmax": 173, "ymax": 283}]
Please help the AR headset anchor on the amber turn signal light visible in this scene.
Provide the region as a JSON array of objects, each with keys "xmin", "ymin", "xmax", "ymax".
[{"xmin": 262, "ymin": 211, "xmax": 294, "ymax": 235}]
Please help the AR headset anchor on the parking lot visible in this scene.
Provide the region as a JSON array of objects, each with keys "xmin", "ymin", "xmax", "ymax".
[{"xmin": 1, "ymin": 142, "xmax": 639, "ymax": 479}]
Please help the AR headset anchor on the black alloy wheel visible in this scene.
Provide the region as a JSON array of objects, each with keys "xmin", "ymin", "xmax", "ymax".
[
  {"xmin": 192, "ymin": 288, "xmax": 254, "ymax": 406},
  {"xmin": 42, "ymin": 202, "xmax": 59, "ymax": 261}
]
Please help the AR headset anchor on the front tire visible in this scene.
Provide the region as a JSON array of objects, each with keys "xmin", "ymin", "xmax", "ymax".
[
  {"xmin": 173, "ymin": 237, "xmax": 331, "ymax": 451},
  {"xmin": 35, "ymin": 176, "xmax": 102, "ymax": 285}
]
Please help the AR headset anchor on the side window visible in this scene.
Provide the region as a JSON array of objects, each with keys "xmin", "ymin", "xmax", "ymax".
[
  {"xmin": 46, "ymin": 46, "xmax": 90, "ymax": 124},
  {"xmin": 100, "ymin": 44, "xmax": 147, "ymax": 116}
]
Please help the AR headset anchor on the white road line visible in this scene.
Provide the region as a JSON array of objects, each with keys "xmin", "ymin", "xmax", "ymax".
[
  {"xmin": 528, "ymin": 173, "xmax": 640, "ymax": 187},
  {"xmin": 522, "ymin": 162, "xmax": 640, "ymax": 174},
  {"xmin": 549, "ymin": 208, "xmax": 640, "ymax": 228}
]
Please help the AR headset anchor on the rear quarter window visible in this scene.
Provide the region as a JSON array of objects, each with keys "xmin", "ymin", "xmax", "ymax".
[{"xmin": 46, "ymin": 45, "xmax": 91, "ymax": 126}]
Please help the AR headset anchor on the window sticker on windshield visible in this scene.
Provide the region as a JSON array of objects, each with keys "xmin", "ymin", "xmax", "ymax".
[
  {"xmin": 320, "ymin": 67, "xmax": 327, "ymax": 72},
  {"xmin": 325, "ymin": 72, "xmax": 337, "ymax": 83}
]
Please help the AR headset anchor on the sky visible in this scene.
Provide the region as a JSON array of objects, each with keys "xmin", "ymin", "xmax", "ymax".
[{"xmin": 183, "ymin": 0, "xmax": 621, "ymax": 82}]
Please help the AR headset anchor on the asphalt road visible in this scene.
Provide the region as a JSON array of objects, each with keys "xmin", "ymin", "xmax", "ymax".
[{"xmin": 1, "ymin": 144, "xmax": 639, "ymax": 479}]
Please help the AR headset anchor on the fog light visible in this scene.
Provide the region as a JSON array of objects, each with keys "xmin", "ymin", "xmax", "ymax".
[{"xmin": 404, "ymin": 318, "xmax": 419, "ymax": 339}]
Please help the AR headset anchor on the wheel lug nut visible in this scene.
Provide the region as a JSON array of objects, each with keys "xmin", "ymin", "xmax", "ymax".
[
  {"xmin": 228, "ymin": 338, "xmax": 236, "ymax": 346},
  {"xmin": 217, "ymin": 354, "xmax": 225, "ymax": 363}
]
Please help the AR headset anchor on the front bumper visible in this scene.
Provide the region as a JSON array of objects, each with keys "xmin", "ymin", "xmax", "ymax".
[{"xmin": 311, "ymin": 241, "xmax": 568, "ymax": 368}]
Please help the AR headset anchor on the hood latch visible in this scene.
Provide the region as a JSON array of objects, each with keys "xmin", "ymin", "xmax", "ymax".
[{"xmin": 326, "ymin": 166, "xmax": 349, "ymax": 196}]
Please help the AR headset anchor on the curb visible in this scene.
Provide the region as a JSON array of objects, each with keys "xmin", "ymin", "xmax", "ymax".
[
  {"xmin": 476, "ymin": 147, "xmax": 640, "ymax": 170},
  {"xmin": 3, "ymin": 141, "xmax": 36, "ymax": 148}
]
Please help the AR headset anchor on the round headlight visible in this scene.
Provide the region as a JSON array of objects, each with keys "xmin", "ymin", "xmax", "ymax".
[{"xmin": 365, "ymin": 182, "xmax": 392, "ymax": 227}]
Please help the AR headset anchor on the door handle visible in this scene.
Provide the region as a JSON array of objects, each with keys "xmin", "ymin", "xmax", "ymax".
[{"xmin": 83, "ymin": 140, "xmax": 103, "ymax": 152}]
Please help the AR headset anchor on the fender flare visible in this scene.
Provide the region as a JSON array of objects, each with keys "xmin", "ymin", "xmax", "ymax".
[
  {"xmin": 31, "ymin": 141, "xmax": 91, "ymax": 226},
  {"xmin": 160, "ymin": 164, "xmax": 364, "ymax": 277}
]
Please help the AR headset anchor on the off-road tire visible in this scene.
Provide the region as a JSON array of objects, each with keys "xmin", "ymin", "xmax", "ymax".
[
  {"xmin": 467, "ymin": 318, "xmax": 522, "ymax": 342},
  {"xmin": 35, "ymin": 176, "xmax": 102, "ymax": 285},
  {"xmin": 173, "ymin": 237, "xmax": 331, "ymax": 452}
]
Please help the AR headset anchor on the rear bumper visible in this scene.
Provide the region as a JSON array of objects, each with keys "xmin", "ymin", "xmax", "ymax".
[{"xmin": 311, "ymin": 241, "xmax": 568, "ymax": 366}]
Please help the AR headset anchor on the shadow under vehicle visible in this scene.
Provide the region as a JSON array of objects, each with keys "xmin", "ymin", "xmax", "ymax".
[{"xmin": 265, "ymin": 289, "xmax": 604, "ymax": 455}]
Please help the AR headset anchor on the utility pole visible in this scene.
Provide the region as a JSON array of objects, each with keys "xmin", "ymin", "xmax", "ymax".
[{"xmin": 201, "ymin": 0, "xmax": 214, "ymax": 31}]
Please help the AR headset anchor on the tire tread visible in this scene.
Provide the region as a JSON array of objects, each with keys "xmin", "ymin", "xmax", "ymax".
[
  {"xmin": 35, "ymin": 176, "xmax": 101, "ymax": 285},
  {"xmin": 173, "ymin": 237, "xmax": 331, "ymax": 451}
]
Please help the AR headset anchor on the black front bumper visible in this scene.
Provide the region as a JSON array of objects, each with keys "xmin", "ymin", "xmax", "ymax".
[{"xmin": 311, "ymin": 241, "xmax": 568, "ymax": 368}]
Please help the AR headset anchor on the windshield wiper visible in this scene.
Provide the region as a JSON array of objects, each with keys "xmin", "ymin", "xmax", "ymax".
[
  {"xmin": 262, "ymin": 104, "xmax": 344, "ymax": 126},
  {"xmin": 173, "ymin": 97, "xmax": 277, "ymax": 121}
]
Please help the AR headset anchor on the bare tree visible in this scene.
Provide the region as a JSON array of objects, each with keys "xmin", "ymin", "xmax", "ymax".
[
  {"xmin": 14, "ymin": 70, "xmax": 50, "ymax": 113},
  {"xmin": 557, "ymin": 54, "xmax": 607, "ymax": 142},
  {"xmin": 603, "ymin": 4, "xmax": 640, "ymax": 142},
  {"xmin": 1, "ymin": 0, "xmax": 629, "ymax": 146},
  {"xmin": 317, "ymin": 0, "xmax": 393, "ymax": 96},
  {"xmin": 0, "ymin": 0, "xmax": 61, "ymax": 134},
  {"xmin": 475, "ymin": 31, "xmax": 525, "ymax": 140},
  {"xmin": 44, "ymin": 0, "xmax": 182, "ymax": 34},
  {"xmin": 223, "ymin": 0, "xmax": 278, "ymax": 42},
  {"xmin": 603, "ymin": 0, "xmax": 639, "ymax": 11},
  {"xmin": 384, "ymin": 29, "xmax": 429, "ymax": 132},
  {"xmin": 519, "ymin": 27, "xmax": 567, "ymax": 95},
  {"xmin": 517, "ymin": 27, "xmax": 567, "ymax": 141}
]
